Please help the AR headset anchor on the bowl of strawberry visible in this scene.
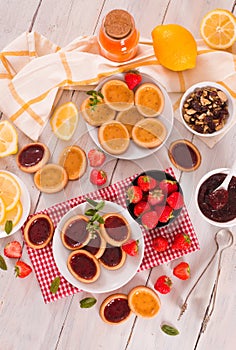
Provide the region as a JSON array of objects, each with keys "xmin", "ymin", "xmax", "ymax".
[{"xmin": 126, "ymin": 170, "xmax": 184, "ymax": 229}]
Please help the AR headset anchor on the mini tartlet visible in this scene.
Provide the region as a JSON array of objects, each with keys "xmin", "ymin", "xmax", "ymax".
[
  {"xmin": 99, "ymin": 294, "xmax": 131, "ymax": 325},
  {"xmin": 17, "ymin": 142, "xmax": 50, "ymax": 173},
  {"xmin": 98, "ymin": 120, "xmax": 130, "ymax": 155},
  {"xmin": 61, "ymin": 214, "xmax": 91, "ymax": 250},
  {"xmin": 24, "ymin": 213, "xmax": 54, "ymax": 249},
  {"xmin": 168, "ymin": 139, "xmax": 201, "ymax": 172},
  {"xmin": 99, "ymin": 244, "xmax": 126, "ymax": 270},
  {"xmin": 135, "ymin": 83, "xmax": 164, "ymax": 117},
  {"xmin": 80, "ymin": 97, "xmax": 116, "ymax": 126},
  {"xmin": 128, "ymin": 286, "xmax": 161, "ymax": 318},
  {"xmin": 67, "ymin": 249, "xmax": 100, "ymax": 283},
  {"xmin": 132, "ymin": 118, "xmax": 167, "ymax": 148},
  {"xmin": 100, "ymin": 212, "xmax": 131, "ymax": 246},
  {"xmin": 116, "ymin": 106, "xmax": 144, "ymax": 138},
  {"xmin": 34, "ymin": 163, "xmax": 68, "ymax": 193},
  {"xmin": 59, "ymin": 145, "xmax": 87, "ymax": 180},
  {"xmin": 101, "ymin": 79, "xmax": 134, "ymax": 111}
]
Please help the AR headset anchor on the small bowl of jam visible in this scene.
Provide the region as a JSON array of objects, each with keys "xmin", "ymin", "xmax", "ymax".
[{"xmin": 195, "ymin": 168, "xmax": 236, "ymax": 227}]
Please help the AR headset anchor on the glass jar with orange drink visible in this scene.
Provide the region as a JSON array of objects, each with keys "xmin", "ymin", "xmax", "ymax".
[{"xmin": 98, "ymin": 9, "xmax": 139, "ymax": 62}]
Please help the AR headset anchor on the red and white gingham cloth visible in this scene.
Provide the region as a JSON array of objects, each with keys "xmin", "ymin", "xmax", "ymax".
[{"xmin": 23, "ymin": 168, "xmax": 200, "ymax": 303}]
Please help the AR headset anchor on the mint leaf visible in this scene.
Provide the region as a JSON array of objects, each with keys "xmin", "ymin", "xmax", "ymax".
[
  {"xmin": 86, "ymin": 198, "xmax": 99, "ymax": 207},
  {"xmin": 5, "ymin": 220, "xmax": 13, "ymax": 235},
  {"xmin": 80, "ymin": 297, "xmax": 97, "ymax": 308},
  {"xmin": 0, "ymin": 255, "xmax": 7, "ymax": 270},
  {"xmin": 161, "ymin": 324, "xmax": 179, "ymax": 336},
  {"xmin": 50, "ymin": 276, "xmax": 60, "ymax": 294}
]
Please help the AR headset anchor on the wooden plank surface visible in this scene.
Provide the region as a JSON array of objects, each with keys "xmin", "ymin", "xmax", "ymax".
[{"xmin": 0, "ymin": 1, "xmax": 235, "ymax": 350}]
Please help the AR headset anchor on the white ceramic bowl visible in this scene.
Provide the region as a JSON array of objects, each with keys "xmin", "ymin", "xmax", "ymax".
[
  {"xmin": 180, "ymin": 81, "xmax": 234, "ymax": 138},
  {"xmin": 195, "ymin": 168, "xmax": 236, "ymax": 227}
]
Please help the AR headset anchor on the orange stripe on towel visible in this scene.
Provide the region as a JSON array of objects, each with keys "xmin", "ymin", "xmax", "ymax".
[
  {"xmin": 59, "ymin": 52, "xmax": 72, "ymax": 82},
  {"xmin": 1, "ymin": 50, "xmax": 36, "ymax": 57}
]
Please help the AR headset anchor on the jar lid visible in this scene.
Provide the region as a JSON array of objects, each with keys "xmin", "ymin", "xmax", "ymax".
[{"xmin": 104, "ymin": 9, "xmax": 134, "ymax": 39}]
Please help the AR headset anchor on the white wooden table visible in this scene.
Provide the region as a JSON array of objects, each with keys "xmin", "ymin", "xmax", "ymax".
[{"xmin": 0, "ymin": 1, "xmax": 235, "ymax": 349}]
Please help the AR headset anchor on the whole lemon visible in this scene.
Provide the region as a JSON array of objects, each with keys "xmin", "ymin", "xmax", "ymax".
[{"xmin": 151, "ymin": 24, "xmax": 197, "ymax": 71}]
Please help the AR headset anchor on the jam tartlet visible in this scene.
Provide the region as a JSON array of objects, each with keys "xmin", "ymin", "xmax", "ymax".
[
  {"xmin": 24, "ymin": 213, "xmax": 54, "ymax": 249},
  {"xmin": 168, "ymin": 139, "xmax": 201, "ymax": 172},
  {"xmin": 128, "ymin": 286, "xmax": 161, "ymax": 318},
  {"xmin": 61, "ymin": 214, "xmax": 91, "ymax": 250},
  {"xmin": 132, "ymin": 118, "xmax": 167, "ymax": 148},
  {"xmin": 67, "ymin": 249, "xmax": 100, "ymax": 283},
  {"xmin": 99, "ymin": 244, "xmax": 126, "ymax": 270},
  {"xmin": 34, "ymin": 163, "xmax": 68, "ymax": 193},
  {"xmin": 101, "ymin": 79, "xmax": 134, "ymax": 111},
  {"xmin": 135, "ymin": 83, "xmax": 164, "ymax": 117},
  {"xmin": 59, "ymin": 145, "xmax": 87, "ymax": 180},
  {"xmin": 83, "ymin": 230, "xmax": 106, "ymax": 259},
  {"xmin": 80, "ymin": 97, "xmax": 116, "ymax": 126},
  {"xmin": 98, "ymin": 120, "xmax": 130, "ymax": 155},
  {"xmin": 116, "ymin": 106, "xmax": 144, "ymax": 138},
  {"xmin": 99, "ymin": 294, "xmax": 131, "ymax": 325},
  {"xmin": 17, "ymin": 142, "xmax": 50, "ymax": 173},
  {"xmin": 100, "ymin": 213, "xmax": 131, "ymax": 246}
]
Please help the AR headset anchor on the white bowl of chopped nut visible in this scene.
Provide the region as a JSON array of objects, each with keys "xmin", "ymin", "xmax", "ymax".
[{"xmin": 179, "ymin": 81, "xmax": 234, "ymax": 137}]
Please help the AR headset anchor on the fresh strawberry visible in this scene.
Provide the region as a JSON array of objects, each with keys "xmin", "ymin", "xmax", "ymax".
[
  {"xmin": 137, "ymin": 175, "xmax": 157, "ymax": 192},
  {"xmin": 133, "ymin": 200, "xmax": 151, "ymax": 217},
  {"xmin": 147, "ymin": 189, "xmax": 165, "ymax": 206},
  {"xmin": 171, "ymin": 233, "xmax": 192, "ymax": 250},
  {"xmin": 141, "ymin": 210, "xmax": 159, "ymax": 230},
  {"xmin": 159, "ymin": 179, "xmax": 178, "ymax": 195},
  {"xmin": 88, "ymin": 148, "xmax": 106, "ymax": 167},
  {"xmin": 158, "ymin": 205, "xmax": 173, "ymax": 223},
  {"xmin": 90, "ymin": 169, "xmax": 107, "ymax": 186},
  {"xmin": 127, "ymin": 186, "xmax": 143, "ymax": 204},
  {"xmin": 4, "ymin": 241, "xmax": 22, "ymax": 259},
  {"xmin": 124, "ymin": 70, "xmax": 142, "ymax": 90},
  {"xmin": 154, "ymin": 275, "xmax": 173, "ymax": 294},
  {"xmin": 166, "ymin": 191, "xmax": 184, "ymax": 210},
  {"xmin": 154, "ymin": 204, "xmax": 165, "ymax": 218},
  {"xmin": 15, "ymin": 261, "xmax": 32, "ymax": 278},
  {"xmin": 152, "ymin": 236, "xmax": 169, "ymax": 252},
  {"xmin": 173, "ymin": 262, "xmax": 190, "ymax": 280},
  {"xmin": 122, "ymin": 239, "xmax": 139, "ymax": 256}
]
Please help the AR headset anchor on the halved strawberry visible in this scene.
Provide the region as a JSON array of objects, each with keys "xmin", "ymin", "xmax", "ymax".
[
  {"xmin": 122, "ymin": 239, "xmax": 139, "ymax": 256},
  {"xmin": 158, "ymin": 205, "xmax": 173, "ymax": 223},
  {"xmin": 141, "ymin": 210, "xmax": 159, "ymax": 230},
  {"xmin": 127, "ymin": 186, "xmax": 143, "ymax": 204},
  {"xmin": 166, "ymin": 192, "xmax": 184, "ymax": 210},
  {"xmin": 173, "ymin": 262, "xmax": 190, "ymax": 280},
  {"xmin": 90, "ymin": 169, "xmax": 107, "ymax": 186},
  {"xmin": 4, "ymin": 241, "xmax": 22, "ymax": 259},
  {"xmin": 137, "ymin": 175, "xmax": 157, "ymax": 192},
  {"xmin": 88, "ymin": 148, "xmax": 106, "ymax": 167},
  {"xmin": 15, "ymin": 261, "xmax": 32, "ymax": 278},
  {"xmin": 159, "ymin": 180, "xmax": 178, "ymax": 195},
  {"xmin": 147, "ymin": 189, "xmax": 165, "ymax": 206},
  {"xmin": 124, "ymin": 70, "xmax": 142, "ymax": 90},
  {"xmin": 133, "ymin": 200, "xmax": 151, "ymax": 217}
]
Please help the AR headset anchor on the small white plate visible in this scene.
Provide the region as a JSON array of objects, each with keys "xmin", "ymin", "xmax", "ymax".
[
  {"xmin": 86, "ymin": 73, "xmax": 174, "ymax": 160},
  {"xmin": 52, "ymin": 200, "xmax": 144, "ymax": 293},
  {"xmin": 0, "ymin": 171, "xmax": 31, "ymax": 238}
]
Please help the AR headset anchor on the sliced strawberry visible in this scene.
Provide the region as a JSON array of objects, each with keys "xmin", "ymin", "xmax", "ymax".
[
  {"xmin": 124, "ymin": 70, "xmax": 142, "ymax": 90},
  {"xmin": 173, "ymin": 262, "xmax": 190, "ymax": 280},
  {"xmin": 171, "ymin": 233, "xmax": 191, "ymax": 250},
  {"xmin": 147, "ymin": 189, "xmax": 165, "ymax": 206},
  {"xmin": 4, "ymin": 241, "xmax": 22, "ymax": 259},
  {"xmin": 152, "ymin": 236, "xmax": 169, "ymax": 252},
  {"xmin": 141, "ymin": 210, "xmax": 159, "ymax": 230},
  {"xmin": 127, "ymin": 186, "xmax": 143, "ymax": 204},
  {"xmin": 158, "ymin": 205, "xmax": 173, "ymax": 223},
  {"xmin": 88, "ymin": 148, "xmax": 106, "ymax": 167},
  {"xmin": 154, "ymin": 275, "xmax": 173, "ymax": 294},
  {"xmin": 137, "ymin": 175, "xmax": 157, "ymax": 192},
  {"xmin": 90, "ymin": 169, "xmax": 107, "ymax": 186},
  {"xmin": 133, "ymin": 200, "xmax": 151, "ymax": 217},
  {"xmin": 122, "ymin": 239, "xmax": 139, "ymax": 256},
  {"xmin": 159, "ymin": 179, "xmax": 178, "ymax": 195},
  {"xmin": 166, "ymin": 191, "xmax": 184, "ymax": 210},
  {"xmin": 15, "ymin": 261, "xmax": 32, "ymax": 278}
]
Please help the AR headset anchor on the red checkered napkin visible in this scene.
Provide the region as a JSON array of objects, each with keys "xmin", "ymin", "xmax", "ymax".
[{"xmin": 23, "ymin": 168, "xmax": 200, "ymax": 303}]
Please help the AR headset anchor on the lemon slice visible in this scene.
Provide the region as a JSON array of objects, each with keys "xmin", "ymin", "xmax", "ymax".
[
  {"xmin": 2, "ymin": 200, "xmax": 23, "ymax": 227},
  {"xmin": 0, "ymin": 197, "xmax": 6, "ymax": 224},
  {"xmin": 200, "ymin": 9, "xmax": 236, "ymax": 49},
  {"xmin": 128, "ymin": 286, "xmax": 161, "ymax": 318},
  {"xmin": 0, "ymin": 171, "xmax": 21, "ymax": 211},
  {"xmin": 0, "ymin": 120, "xmax": 18, "ymax": 157},
  {"xmin": 50, "ymin": 102, "xmax": 79, "ymax": 140}
]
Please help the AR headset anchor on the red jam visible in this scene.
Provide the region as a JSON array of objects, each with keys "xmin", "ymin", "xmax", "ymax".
[
  {"xmin": 198, "ymin": 173, "xmax": 236, "ymax": 222},
  {"xmin": 70, "ymin": 253, "xmax": 97, "ymax": 280},
  {"xmin": 104, "ymin": 298, "xmax": 131, "ymax": 323},
  {"xmin": 83, "ymin": 232, "xmax": 101, "ymax": 256},
  {"xmin": 104, "ymin": 216, "xmax": 128, "ymax": 241},
  {"xmin": 100, "ymin": 244, "xmax": 122, "ymax": 267},
  {"xmin": 170, "ymin": 142, "xmax": 198, "ymax": 169},
  {"xmin": 64, "ymin": 218, "xmax": 89, "ymax": 248},
  {"xmin": 18, "ymin": 144, "xmax": 44, "ymax": 167},
  {"xmin": 28, "ymin": 217, "xmax": 51, "ymax": 245}
]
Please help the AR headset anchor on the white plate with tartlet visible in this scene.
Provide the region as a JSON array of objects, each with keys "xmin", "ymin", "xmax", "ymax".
[
  {"xmin": 52, "ymin": 200, "xmax": 144, "ymax": 293},
  {"xmin": 86, "ymin": 73, "xmax": 174, "ymax": 160}
]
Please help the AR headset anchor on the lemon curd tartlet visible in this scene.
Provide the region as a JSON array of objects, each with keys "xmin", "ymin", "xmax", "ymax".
[
  {"xmin": 128, "ymin": 286, "xmax": 161, "ymax": 318},
  {"xmin": 116, "ymin": 106, "xmax": 144, "ymax": 138},
  {"xmin": 101, "ymin": 79, "xmax": 134, "ymax": 111},
  {"xmin": 98, "ymin": 120, "xmax": 130, "ymax": 155},
  {"xmin": 34, "ymin": 163, "xmax": 68, "ymax": 193},
  {"xmin": 135, "ymin": 83, "xmax": 164, "ymax": 117},
  {"xmin": 59, "ymin": 145, "xmax": 87, "ymax": 180},
  {"xmin": 80, "ymin": 97, "xmax": 116, "ymax": 126},
  {"xmin": 132, "ymin": 118, "xmax": 167, "ymax": 148}
]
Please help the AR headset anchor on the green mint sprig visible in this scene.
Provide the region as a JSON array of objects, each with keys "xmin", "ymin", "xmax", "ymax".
[
  {"xmin": 85, "ymin": 198, "xmax": 105, "ymax": 234},
  {"xmin": 86, "ymin": 90, "xmax": 104, "ymax": 110}
]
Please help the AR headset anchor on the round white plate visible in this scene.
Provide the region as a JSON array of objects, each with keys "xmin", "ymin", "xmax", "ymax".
[
  {"xmin": 86, "ymin": 73, "xmax": 174, "ymax": 160},
  {"xmin": 52, "ymin": 200, "xmax": 144, "ymax": 293},
  {"xmin": 0, "ymin": 171, "xmax": 31, "ymax": 238}
]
